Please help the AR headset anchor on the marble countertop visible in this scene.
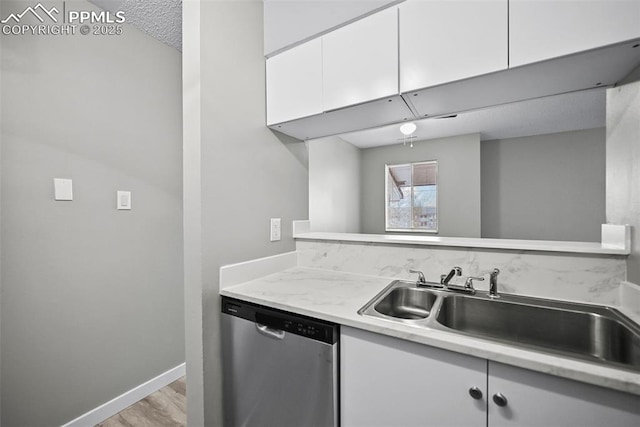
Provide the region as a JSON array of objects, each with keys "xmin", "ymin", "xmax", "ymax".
[{"xmin": 220, "ymin": 266, "xmax": 640, "ymax": 396}]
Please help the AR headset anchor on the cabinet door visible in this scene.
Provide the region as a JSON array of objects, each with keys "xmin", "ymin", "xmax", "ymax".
[
  {"xmin": 510, "ymin": 0, "xmax": 640, "ymax": 67},
  {"xmin": 266, "ymin": 38, "xmax": 323, "ymax": 125},
  {"xmin": 400, "ymin": 0, "xmax": 508, "ymax": 92},
  {"xmin": 488, "ymin": 362, "xmax": 640, "ymax": 427},
  {"xmin": 322, "ymin": 7, "xmax": 398, "ymax": 111},
  {"xmin": 341, "ymin": 326, "xmax": 486, "ymax": 427}
]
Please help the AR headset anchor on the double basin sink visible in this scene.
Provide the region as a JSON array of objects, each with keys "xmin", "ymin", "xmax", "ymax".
[{"xmin": 358, "ymin": 281, "xmax": 640, "ymax": 372}]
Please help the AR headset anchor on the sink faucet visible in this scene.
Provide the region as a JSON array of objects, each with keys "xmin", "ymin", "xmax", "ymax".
[
  {"xmin": 409, "ymin": 268, "xmax": 426, "ymax": 285},
  {"xmin": 440, "ymin": 267, "xmax": 483, "ymax": 294},
  {"xmin": 489, "ymin": 268, "xmax": 500, "ymax": 298},
  {"xmin": 441, "ymin": 266, "xmax": 462, "ymax": 286}
]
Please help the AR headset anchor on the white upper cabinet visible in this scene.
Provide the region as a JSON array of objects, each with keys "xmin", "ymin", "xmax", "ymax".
[
  {"xmin": 265, "ymin": 0, "xmax": 640, "ymax": 136},
  {"xmin": 400, "ymin": 0, "xmax": 508, "ymax": 93},
  {"xmin": 322, "ymin": 7, "xmax": 399, "ymax": 111},
  {"xmin": 510, "ymin": 0, "xmax": 640, "ymax": 67},
  {"xmin": 264, "ymin": 0, "xmax": 399, "ymax": 56},
  {"xmin": 266, "ymin": 38, "xmax": 323, "ymax": 125}
]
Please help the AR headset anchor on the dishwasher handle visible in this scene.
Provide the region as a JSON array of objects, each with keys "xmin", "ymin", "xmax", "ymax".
[{"xmin": 256, "ymin": 323, "xmax": 285, "ymax": 340}]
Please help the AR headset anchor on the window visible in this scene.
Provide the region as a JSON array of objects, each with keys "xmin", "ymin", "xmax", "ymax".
[{"xmin": 385, "ymin": 161, "xmax": 437, "ymax": 232}]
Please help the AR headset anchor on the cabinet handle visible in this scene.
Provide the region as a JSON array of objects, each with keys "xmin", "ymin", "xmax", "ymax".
[
  {"xmin": 468, "ymin": 386, "xmax": 483, "ymax": 400},
  {"xmin": 493, "ymin": 393, "xmax": 508, "ymax": 407}
]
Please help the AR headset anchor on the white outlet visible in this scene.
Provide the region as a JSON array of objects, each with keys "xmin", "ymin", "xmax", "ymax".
[{"xmin": 270, "ymin": 218, "xmax": 281, "ymax": 242}]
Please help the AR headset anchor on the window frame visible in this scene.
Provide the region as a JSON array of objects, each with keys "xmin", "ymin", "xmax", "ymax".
[{"xmin": 384, "ymin": 160, "xmax": 439, "ymax": 234}]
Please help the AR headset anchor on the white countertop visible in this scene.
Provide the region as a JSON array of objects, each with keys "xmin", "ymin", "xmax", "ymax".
[
  {"xmin": 294, "ymin": 232, "xmax": 630, "ymax": 255},
  {"xmin": 221, "ymin": 266, "xmax": 640, "ymax": 396}
]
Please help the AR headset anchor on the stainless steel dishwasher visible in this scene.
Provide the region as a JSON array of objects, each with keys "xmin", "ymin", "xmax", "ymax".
[{"xmin": 221, "ymin": 296, "xmax": 339, "ymax": 427}]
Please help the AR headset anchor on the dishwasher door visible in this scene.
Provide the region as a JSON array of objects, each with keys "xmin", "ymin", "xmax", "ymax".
[{"xmin": 221, "ymin": 297, "xmax": 339, "ymax": 427}]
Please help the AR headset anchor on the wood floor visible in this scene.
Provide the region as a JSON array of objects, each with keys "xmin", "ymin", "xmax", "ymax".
[{"xmin": 96, "ymin": 377, "xmax": 186, "ymax": 427}]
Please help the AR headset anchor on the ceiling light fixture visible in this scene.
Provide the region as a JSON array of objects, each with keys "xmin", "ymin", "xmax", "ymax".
[
  {"xmin": 399, "ymin": 122, "xmax": 417, "ymax": 148},
  {"xmin": 399, "ymin": 122, "xmax": 417, "ymax": 135}
]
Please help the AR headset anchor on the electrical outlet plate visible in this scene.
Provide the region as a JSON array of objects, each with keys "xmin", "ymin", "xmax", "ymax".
[{"xmin": 270, "ymin": 218, "xmax": 281, "ymax": 241}]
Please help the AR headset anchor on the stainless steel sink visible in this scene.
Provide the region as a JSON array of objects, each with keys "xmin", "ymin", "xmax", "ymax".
[
  {"xmin": 373, "ymin": 287, "xmax": 438, "ymax": 319},
  {"xmin": 358, "ymin": 281, "xmax": 442, "ymax": 324},
  {"xmin": 436, "ymin": 294, "xmax": 640, "ymax": 370},
  {"xmin": 359, "ymin": 280, "xmax": 640, "ymax": 371}
]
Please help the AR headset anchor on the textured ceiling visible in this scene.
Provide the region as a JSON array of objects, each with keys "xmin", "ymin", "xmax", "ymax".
[
  {"xmin": 89, "ymin": 0, "xmax": 182, "ymax": 51},
  {"xmin": 338, "ymin": 88, "xmax": 606, "ymax": 148}
]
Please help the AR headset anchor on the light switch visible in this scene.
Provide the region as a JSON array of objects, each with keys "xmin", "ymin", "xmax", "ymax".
[
  {"xmin": 54, "ymin": 178, "xmax": 73, "ymax": 201},
  {"xmin": 117, "ymin": 191, "xmax": 131, "ymax": 210}
]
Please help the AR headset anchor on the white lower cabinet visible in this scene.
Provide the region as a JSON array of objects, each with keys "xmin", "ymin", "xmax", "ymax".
[
  {"xmin": 341, "ymin": 326, "xmax": 486, "ymax": 427},
  {"xmin": 341, "ymin": 326, "xmax": 640, "ymax": 427},
  {"xmin": 487, "ymin": 362, "xmax": 640, "ymax": 427}
]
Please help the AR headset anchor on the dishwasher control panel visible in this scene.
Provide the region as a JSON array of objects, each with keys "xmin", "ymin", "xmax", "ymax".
[
  {"xmin": 222, "ymin": 296, "xmax": 338, "ymax": 345},
  {"xmin": 277, "ymin": 318, "xmax": 323, "ymax": 340}
]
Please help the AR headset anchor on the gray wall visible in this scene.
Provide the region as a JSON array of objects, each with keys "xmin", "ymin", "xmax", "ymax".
[
  {"xmin": 309, "ymin": 136, "xmax": 361, "ymax": 232},
  {"xmin": 361, "ymin": 134, "xmax": 481, "ymax": 237},
  {"xmin": 481, "ymin": 128, "xmax": 606, "ymax": 242},
  {"xmin": 607, "ymin": 80, "xmax": 640, "ymax": 283},
  {"xmin": 194, "ymin": 1, "xmax": 309, "ymax": 425},
  {"xmin": 264, "ymin": 0, "xmax": 401, "ymax": 55},
  {"xmin": 0, "ymin": 1, "xmax": 184, "ymax": 425}
]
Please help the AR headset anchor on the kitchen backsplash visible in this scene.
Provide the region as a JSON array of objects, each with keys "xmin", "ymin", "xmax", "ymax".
[{"xmin": 297, "ymin": 240, "xmax": 626, "ymax": 305}]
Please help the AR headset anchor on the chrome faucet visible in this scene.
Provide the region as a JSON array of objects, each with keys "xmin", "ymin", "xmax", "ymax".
[
  {"xmin": 440, "ymin": 267, "xmax": 483, "ymax": 294},
  {"xmin": 489, "ymin": 268, "xmax": 500, "ymax": 298},
  {"xmin": 409, "ymin": 268, "xmax": 426, "ymax": 285},
  {"xmin": 409, "ymin": 269, "xmax": 446, "ymax": 289},
  {"xmin": 463, "ymin": 276, "xmax": 484, "ymax": 291},
  {"xmin": 440, "ymin": 266, "xmax": 462, "ymax": 286}
]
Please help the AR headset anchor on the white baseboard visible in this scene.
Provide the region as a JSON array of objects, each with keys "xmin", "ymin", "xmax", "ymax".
[{"xmin": 61, "ymin": 363, "xmax": 186, "ymax": 427}]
